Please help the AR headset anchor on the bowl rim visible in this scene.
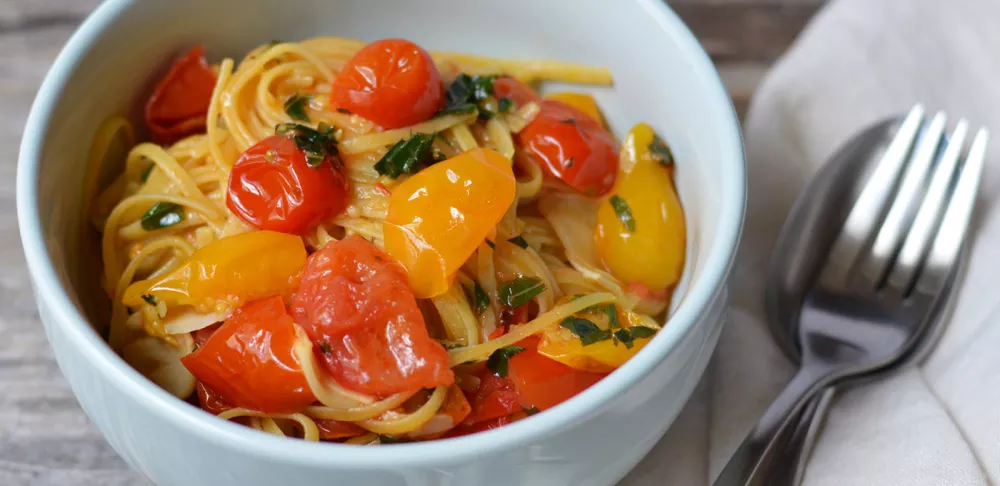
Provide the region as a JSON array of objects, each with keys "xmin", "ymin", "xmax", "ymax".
[{"xmin": 16, "ymin": 0, "xmax": 745, "ymax": 468}]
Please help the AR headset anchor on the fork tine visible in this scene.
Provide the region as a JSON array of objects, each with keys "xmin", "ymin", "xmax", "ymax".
[
  {"xmin": 820, "ymin": 105, "xmax": 925, "ymax": 288},
  {"xmin": 885, "ymin": 120, "xmax": 969, "ymax": 293},
  {"xmin": 859, "ymin": 111, "xmax": 947, "ymax": 288},
  {"xmin": 914, "ymin": 127, "xmax": 988, "ymax": 296}
]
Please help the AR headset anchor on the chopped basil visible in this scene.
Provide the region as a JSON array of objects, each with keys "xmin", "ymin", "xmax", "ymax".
[
  {"xmin": 479, "ymin": 107, "xmax": 496, "ymax": 120},
  {"xmin": 318, "ymin": 341, "xmax": 332, "ymax": 354},
  {"xmin": 283, "ymin": 93, "xmax": 312, "ymax": 122},
  {"xmin": 606, "ymin": 303, "xmax": 622, "ymax": 346},
  {"xmin": 378, "ymin": 435, "xmax": 411, "ymax": 444},
  {"xmin": 524, "ymin": 406, "xmax": 540, "ymax": 416},
  {"xmin": 140, "ymin": 163, "xmax": 154, "ymax": 183},
  {"xmin": 435, "ymin": 103, "xmax": 478, "ymax": 118},
  {"xmin": 649, "ymin": 134, "xmax": 675, "ymax": 167},
  {"xmin": 439, "ymin": 73, "xmax": 498, "ymax": 118},
  {"xmin": 485, "ymin": 239, "xmax": 496, "ymax": 249},
  {"xmin": 565, "ymin": 157, "xmax": 575, "ymax": 169},
  {"xmin": 472, "ymin": 282, "xmax": 490, "ymax": 314},
  {"xmin": 609, "ymin": 195, "xmax": 636, "ymax": 233},
  {"xmin": 374, "ymin": 133, "xmax": 436, "ymax": 178},
  {"xmin": 614, "ymin": 328, "xmax": 636, "ymax": 349},
  {"xmin": 508, "ymin": 235, "xmax": 529, "ymax": 249},
  {"xmin": 498, "ymin": 97, "xmax": 514, "ymax": 113},
  {"xmin": 336, "ymin": 107, "xmax": 352, "ymax": 114},
  {"xmin": 560, "ymin": 317, "xmax": 611, "ymax": 346},
  {"xmin": 559, "ymin": 118, "xmax": 579, "ymax": 126},
  {"xmin": 141, "ymin": 294, "xmax": 157, "ymax": 306},
  {"xmin": 140, "ymin": 202, "xmax": 184, "ymax": 230},
  {"xmin": 486, "ymin": 345, "xmax": 525, "ymax": 377},
  {"xmin": 498, "ymin": 277, "xmax": 545, "ymax": 309},
  {"xmin": 630, "ymin": 326, "xmax": 656, "ymax": 339},
  {"xmin": 275, "ymin": 123, "xmax": 338, "ymax": 167},
  {"xmin": 192, "ymin": 343, "xmax": 199, "ymax": 352}
]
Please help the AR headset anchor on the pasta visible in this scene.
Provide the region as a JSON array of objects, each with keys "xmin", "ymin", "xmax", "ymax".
[{"xmin": 90, "ymin": 36, "xmax": 686, "ymax": 443}]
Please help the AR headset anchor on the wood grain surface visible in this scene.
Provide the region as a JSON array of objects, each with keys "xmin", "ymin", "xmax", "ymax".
[{"xmin": 0, "ymin": 0, "xmax": 823, "ymax": 484}]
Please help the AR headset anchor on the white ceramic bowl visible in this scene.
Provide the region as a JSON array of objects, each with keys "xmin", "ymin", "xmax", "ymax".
[{"xmin": 17, "ymin": 0, "xmax": 745, "ymax": 484}]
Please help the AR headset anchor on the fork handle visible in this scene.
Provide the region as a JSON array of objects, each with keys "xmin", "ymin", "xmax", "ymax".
[{"xmin": 712, "ymin": 364, "xmax": 836, "ymax": 486}]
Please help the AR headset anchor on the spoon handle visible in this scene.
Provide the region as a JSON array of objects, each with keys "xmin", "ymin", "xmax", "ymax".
[
  {"xmin": 712, "ymin": 364, "xmax": 835, "ymax": 486},
  {"xmin": 771, "ymin": 388, "xmax": 835, "ymax": 485}
]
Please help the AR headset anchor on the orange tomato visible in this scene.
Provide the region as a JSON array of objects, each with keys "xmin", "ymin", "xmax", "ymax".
[
  {"xmin": 122, "ymin": 231, "xmax": 307, "ymax": 313},
  {"xmin": 544, "ymin": 92, "xmax": 604, "ymax": 125},
  {"xmin": 331, "ymin": 39, "xmax": 444, "ymax": 128},
  {"xmin": 144, "ymin": 45, "xmax": 217, "ymax": 144},
  {"xmin": 289, "ymin": 236, "xmax": 453, "ymax": 396},
  {"xmin": 383, "ymin": 148, "xmax": 516, "ymax": 298},
  {"xmin": 181, "ymin": 296, "xmax": 316, "ymax": 414}
]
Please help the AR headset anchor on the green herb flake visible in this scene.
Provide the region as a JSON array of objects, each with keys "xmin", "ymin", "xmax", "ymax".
[
  {"xmin": 140, "ymin": 202, "xmax": 184, "ymax": 230},
  {"xmin": 141, "ymin": 294, "xmax": 158, "ymax": 306},
  {"xmin": 559, "ymin": 118, "xmax": 579, "ymax": 126},
  {"xmin": 649, "ymin": 134, "xmax": 675, "ymax": 167},
  {"xmin": 283, "ymin": 93, "xmax": 312, "ymax": 122},
  {"xmin": 378, "ymin": 435, "xmax": 411, "ymax": 444},
  {"xmin": 434, "ymin": 103, "xmax": 478, "ymax": 118},
  {"xmin": 485, "ymin": 239, "xmax": 496, "ymax": 250},
  {"xmin": 508, "ymin": 235, "xmax": 529, "ymax": 249},
  {"xmin": 629, "ymin": 326, "xmax": 657, "ymax": 339},
  {"xmin": 609, "ymin": 195, "xmax": 636, "ymax": 233},
  {"xmin": 318, "ymin": 341, "xmax": 333, "ymax": 354},
  {"xmin": 438, "ymin": 73, "xmax": 498, "ymax": 117},
  {"xmin": 498, "ymin": 97, "xmax": 514, "ymax": 113},
  {"xmin": 498, "ymin": 277, "xmax": 545, "ymax": 309},
  {"xmin": 275, "ymin": 123, "xmax": 339, "ymax": 168},
  {"xmin": 560, "ymin": 317, "xmax": 611, "ymax": 346},
  {"xmin": 472, "ymin": 282, "xmax": 490, "ymax": 314},
  {"xmin": 140, "ymin": 163, "xmax": 154, "ymax": 183},
  {"xmin": 192, "ymin": 343, "xmax": 200, "ymax": 352},
  {"xmin": 486, "ymin": 345, "xmax": 525, "ymax": 377},
  {"xmin": 524, "ymin": 406, "xmax": 540, "ymax": 416},
  {"xmin": 336, "ymin": 107, "xmax": 352, "ymax": 115},
  {"xmin": 374, "ymin": 133, "xmax": 436, "ymax": 178},
  {"xmin": 605, "ymin": 303, "xmax": 621, "ymax": 330},
  {"xmin": 614, "ymin": 328, "xmax": 635, "ymax": 349}
]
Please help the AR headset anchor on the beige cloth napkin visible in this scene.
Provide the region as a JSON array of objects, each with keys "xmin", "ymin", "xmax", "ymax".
[{"xmin": 625, "ymin": 0, "xmax": 1000, "ymax": 484}]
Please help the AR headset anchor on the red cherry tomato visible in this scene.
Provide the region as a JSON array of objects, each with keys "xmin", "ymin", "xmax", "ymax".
[
  {"xmin": 196, "ymin": 381, "xmax": 232, "ymax": 416},
  {"xmin": 464, "ymin": 372, "xmax": 522, "ymax": 425},
  {"xmin": 145, "ymin": 45, "xmax": 217, "ymax": 145},
  {"xmin": 315, "ymin": 419, "xmax": 367, "ymax": 441},
  {"xmin": 516, "ymin": 100, "xmax": 619, "ymax": 197},
  {"xmin": 227, "ymin": 135, "xmax": 349, "ymax": 234},
  {"xmin": 331, "ymin": 38, "xmax": 444, "ymax": 129},
  {"xmin": 492, "ymin": 76, "xmax": 540, "ymax": 107},
  {"xmin": 181, "ymin": 296, "xmax": 316, "ymax": 414},
  {"xmin": 290, "ymin": 236, "xmax": 453, "ymax": 396},
  {"xmin": 446, "ymin": 414, "xmax": 515, "ymax": 438},
  {"xmin": 507, "ymin": 337, "xmax": 606, "ymax": 411}
]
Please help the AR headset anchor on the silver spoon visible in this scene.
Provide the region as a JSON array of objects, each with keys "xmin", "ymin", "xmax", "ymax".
[
  {"xmin": 713, "ymin": 104, "xmax": 988, "ymax": 486},
  {"xmin": 764, "ymin": 110, "xmax": 972, "ymax": 485}
]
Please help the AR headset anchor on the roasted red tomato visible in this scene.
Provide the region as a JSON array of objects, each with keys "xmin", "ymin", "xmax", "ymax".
[
  {"xmin": 446, "ymin": 414, "xmax": 515, "ymax": 438},
  {"xmin": 516, "ymin": 100, "xmax": 619, "ymax": 197},
  {"xmin": 181, "ymin": 296, "xmax": 316, "ymax": 414},
  {"xmin": 507, "ymin": 337, "xmax": 607, "ymax": 411},
  {"xmin": 290, "ymin": 236, "xmax": 454, "ymax": 396},
  {"xmin": 464, "ymin": 371, "xmax": 522, "ymax": 425},
  {"xmin": 331, "ymin": 38, "xmax": 444, "ymax": 129},
  {"xmin": 315, "ymin": 419, "xmax": 367, "ymax": 441},
  {"xmin": 145, "ymin": 45, "xmax": 217, "ymax": 144},
  {"xmin": 492, "ymin": 76, "xmax": 540, "ymax": 107},
  {"xmin": 227, "ymin": 134, "xmax": 349, "ymax": 234}
]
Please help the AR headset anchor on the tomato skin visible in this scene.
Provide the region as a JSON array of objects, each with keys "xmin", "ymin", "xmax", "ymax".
[
  {"xmin": 507, "ymin": 338, "xmax": 606, "ymax": 411},
  {"xmin": 227, "ymin": 135, "xmax": 349, "ymax": 234},
  {"xmin": 331, "ymin": 39, "xmax": 444, "ymax": 129},
  {"xmin": 196, "ymin": 381, "xmax": 232, "ymax": 416},
  {"xmin": 315, "ymin": 419, "xmax": 367, "ymax": 440},
  {"xmin": 516, "ymin": 100, "xmax": 619, "ymax": 197},
  {"xmin": 446, "ymin": 414, "xmax": 515, "ymax": 438},
  {"xmin": 181, "ymin": 296, "xmax": 316, "ymax": 414},
  {"xmin": 290, "ymin": 236, "xmax": 453, "ymax": 396},
  {"xmin": 465, "ymin": 372, "xmax": 522, "ymax": 424},
  {"xmin": 145, "ymin": 45, "xmax": 217, "ymax": 145},
  {"xmin": 492, "ymin": 77, "xmax": 540, "ymax": 107}
]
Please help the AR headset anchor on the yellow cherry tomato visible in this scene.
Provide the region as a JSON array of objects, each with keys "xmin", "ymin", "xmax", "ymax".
[
  {"xmin": 594, "ymin": 123, "xmax": 685, "ymax": 291},
  {"xmin": 544, "ymin": 92, "xmax": 605, "ymax": 125},
  {"xmin": 122, "ymin": 231, "xmax": 307, "ymax": 312},
  {"xmin": 538, "ymin": 299, "xmax": 658, "ymax": 373},
  {"xmin": 384, "ymin": 148, "xmax": 516, "ymax": 298}
]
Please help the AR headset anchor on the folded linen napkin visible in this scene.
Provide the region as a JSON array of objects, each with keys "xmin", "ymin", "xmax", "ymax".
[{"xmin": 624, "ymin": 0, "xmax": 1000, "ymax": 484}]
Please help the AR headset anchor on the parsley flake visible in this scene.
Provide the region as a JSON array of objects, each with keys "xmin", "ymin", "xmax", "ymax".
[
  {"xmin": 141, "ymin": 294, "xmax": 158, "ymax": 306},
  {"xmin": 472, "ymin": 282, "xmax": 490, "ymax": 314},
  {"xmin": 560, "ymin": 317, "xmax": 611, "ymax": 346},
  {"xmin": 275, "ymin": 123, "xmax": 338, "ymax": 167},
  {"xmin": 498, "ymin": 277, "xmax": 545, "ymax": 309},
  {"xmin": 374, "ymin": 133, "xmax": 436, "ymax": 178},
  {"xmin": 609, "ymin": 195, "xmax": 636, "ymax": 233},
  {"xmin": 486, "ymin": 345, "xmax": 525, "ymax": 377},
  {"xmin": 649, "ymin": 133, "xmax": 675, "ymax": 167},
  {"xmin": 508, "ymin": 235, "xmax": 529, "ymax": 249},
  {"xmin": 140, "ymin": 202, "xmax": 184, "ymax": 230},
  {"xmin": 283, "ymin": 93, "xmax": 312, "ymax": 122}
]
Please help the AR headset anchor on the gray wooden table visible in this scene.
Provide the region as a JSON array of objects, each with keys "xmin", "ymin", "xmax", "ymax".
[{"xmin": 0, "ymin": 0, "xmax": 823, "ymax": 483}]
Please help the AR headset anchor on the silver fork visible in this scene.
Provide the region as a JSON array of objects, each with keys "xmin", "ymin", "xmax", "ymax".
[{"xmin": 714, "ymin": 104, "xmax": 988, "ymax": 486}]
